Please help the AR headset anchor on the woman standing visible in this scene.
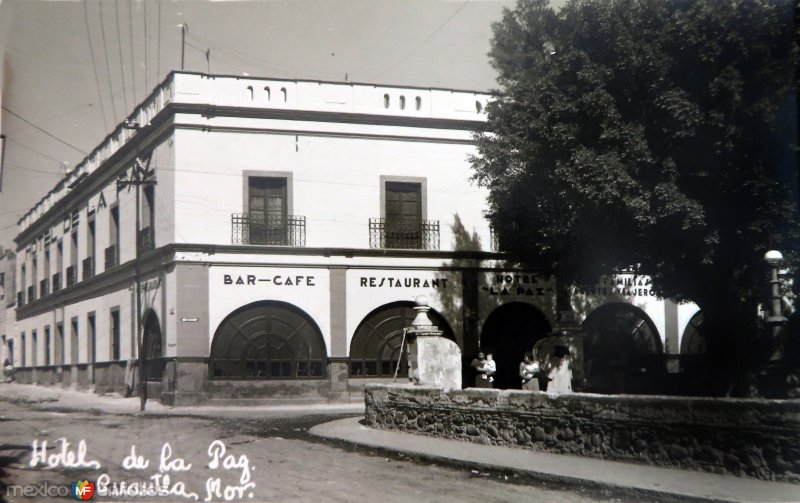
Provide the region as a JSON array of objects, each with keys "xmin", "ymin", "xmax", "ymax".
[{"xmin": 519, "ymin": 353, "xmax": 540, "ymax": 391}]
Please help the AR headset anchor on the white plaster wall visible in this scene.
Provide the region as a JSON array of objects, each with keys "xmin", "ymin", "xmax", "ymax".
[
  {"xmin": 207, "ymin": 266, "xmax": 331, "ymax": 355},
  {"xmin": 172, "ymin": 128, "xmax": 491, "ymax": 251}
]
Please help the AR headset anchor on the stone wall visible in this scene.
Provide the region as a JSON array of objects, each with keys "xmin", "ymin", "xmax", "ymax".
[{"xmin": 364, "ymin": 384, "xmax": 800, "ymax": 483}]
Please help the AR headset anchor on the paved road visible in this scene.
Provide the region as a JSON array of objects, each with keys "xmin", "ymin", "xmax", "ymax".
[{"xmin": 0, "ymin": 396, "xmax": 627, "ymax": 502}]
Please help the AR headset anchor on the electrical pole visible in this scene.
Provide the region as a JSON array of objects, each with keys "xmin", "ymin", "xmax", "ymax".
[
  {"xmin": 117, "ymin": 122, "xmax": 156, "ymax": 411},
  {"xmin": 180, "ymin": 24, "xmax": 189, "ymax": 70}
]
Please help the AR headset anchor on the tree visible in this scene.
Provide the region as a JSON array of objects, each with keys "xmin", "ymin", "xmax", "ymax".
[{"xmin": 472, "ymin": 0, "xmax": 799, "ymax": 395}]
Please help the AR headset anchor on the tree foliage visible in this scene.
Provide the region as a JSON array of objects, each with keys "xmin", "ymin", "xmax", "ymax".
[{"xmin": 472, "ymin": 0, "xmax": 799, "ymax": 393}]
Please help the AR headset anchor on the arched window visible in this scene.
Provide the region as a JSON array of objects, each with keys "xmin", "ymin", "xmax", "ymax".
[
  {"xmin": 280, "ymin": 87, "xmax": 287, "ymax": 102},
  {"xmin": 210, "ymin": 301, "xmax": 326, "ymax": 379},
  {"xmin": 475, "ymin": 100, "xmax": 483, "ymax": 113},
  {"xmin": 349, "ymin": 301, "xmax": 453, "ymax": 377},
  {"xmin": 383, "ymin": 94, "xmax": 390, "ymax": 109},
  {"xmin": 680, "ymin": 310, "xmax": 705, "ymax": 355},
  {"xmin": 246, "ymin": 85, "xmax": 254, "ymax": 101},
  {"xmin": 264, "ymin": 86, "xmax": 271, "ymax": 101},
  {"xmin": 415, "ymin": 96, "xmax": 422, "ymax": 110},
  {"xmin": 400, "ymin": 95, "xmax": 406, "ymax": 110},
  {"xmin": 582, "ymin": 303, "xmax": 663, "ymax": 394}
]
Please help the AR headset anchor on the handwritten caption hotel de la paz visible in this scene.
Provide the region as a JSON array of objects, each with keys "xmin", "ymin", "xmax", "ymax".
[{"xmin": 29, "ymin": 437, "xmax": 255, "ymax": 500}]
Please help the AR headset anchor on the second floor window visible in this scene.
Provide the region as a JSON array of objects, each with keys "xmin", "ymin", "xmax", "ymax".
[{"xmin": 248, "ymin": 176, "xmax": 288, "ymax": 245}]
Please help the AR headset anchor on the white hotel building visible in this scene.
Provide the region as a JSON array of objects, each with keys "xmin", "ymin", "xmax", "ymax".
[{"xmin": 11, "ymin": 72, "xmax": 701, "ymax": 404}]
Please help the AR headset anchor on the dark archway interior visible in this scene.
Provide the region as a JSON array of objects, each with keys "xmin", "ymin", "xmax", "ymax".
[
  {"xmin": 479, "ymin": 302, "xmax": 551, "ymax": 390},
  {"xmin": 582, "ymin": 303, "xmax": 663, "ymax": 394},
  {"xmin": 142, "ymin": 310, "xmax": 164, "ymax": 382}
]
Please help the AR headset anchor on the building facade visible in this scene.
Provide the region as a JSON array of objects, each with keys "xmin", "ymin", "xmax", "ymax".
[{"xmin": 11, "ymin": 72, "xmax": 700, "ymax": 403}]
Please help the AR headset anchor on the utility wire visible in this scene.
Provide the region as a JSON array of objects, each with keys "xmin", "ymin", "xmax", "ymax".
[
  {"xmin": 4, "ymin": 136, "xmax": 64, "ymax": 164},
  {"xmin": 129, "ymin": 0, "xmax": 137, "ymax": 102},
  {"xmin": 1, "ymin": 106, "xmax": 88, "ymax": 155},
  {"xmin": 144, "ymin": 0, "xmax": 149, "ymax": 90},
  {"xmin": 157, "ymin": 0, "xmax": 161, "ymax": 80},
  {"xmin": 99, "ymin": 1, "xmax": 120, "ymax": 122},
  {"xmin": 115, "ymin": 0, "xmax": 130, "ymax": 112},
  {"xmin": 187, "ymin": 31, "xmax": 306, "ymax": 75},
  {"xmin": 371, "ymin": 0, "xmax": 469, "ymax": 80},
  {"xmin": 83, "ymin": 0, "xmax": 110, "ymax": 132}
]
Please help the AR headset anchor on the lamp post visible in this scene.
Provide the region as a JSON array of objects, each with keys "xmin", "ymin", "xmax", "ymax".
[
  {"xmin": 760, "ymin": 250, "xmax": 790, "ymax": 397},
  {"xmin": 764, "ymin": 250, "xmax": 788, "ymax": 363}
]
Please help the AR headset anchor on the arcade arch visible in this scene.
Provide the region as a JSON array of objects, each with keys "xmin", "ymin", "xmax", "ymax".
[
  {"xmin": 209, "ymin": 301, "xmax": 326, "ymax": 379},
  {"xmin": 582, "ymin": 303, "xmax": 663, "ymax": 394},
  {"xmin": 349, "ymin": 301, "xmax": 454, "ymax": 378},
  {"xmin": 479, "ymin": 302, "xmax": 552, "ymax": 390}
]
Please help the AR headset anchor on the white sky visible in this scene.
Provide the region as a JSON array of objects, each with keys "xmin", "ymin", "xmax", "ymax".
[{"xmin": 0, "ymin": 0, "xmax": 547, "ymax": 251}]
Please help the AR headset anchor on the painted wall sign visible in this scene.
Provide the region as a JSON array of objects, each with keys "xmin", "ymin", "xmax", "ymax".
[
  {"xmin": 575, "ymin": 275, "xmax": 655, "ymax": 297},
  {"xmin": 481, "ymin": 273, "xmax": 554, "ymax": 296},
  {"xmin": 358, "ymin": 276, "xmax": 448, "ymax": 289},
  {"xmin": 222, "ymin": 274, "xmax": 316, "ymax": 287}
]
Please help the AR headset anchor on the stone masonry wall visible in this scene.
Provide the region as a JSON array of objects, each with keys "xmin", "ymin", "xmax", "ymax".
[{"xmin": 364, "ymin": 384, "xmax": 800, "ymax": 483}]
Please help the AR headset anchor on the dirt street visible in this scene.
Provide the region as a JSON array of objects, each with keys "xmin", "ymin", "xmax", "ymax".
[{"xmin": 0, "ymin": 395, "xmax": 621, "ymax": 503}]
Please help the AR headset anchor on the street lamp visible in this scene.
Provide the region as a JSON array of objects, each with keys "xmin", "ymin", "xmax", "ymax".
[{"xmin": 764, "ymin": 250, "xmax": 788, "ymax": 360}]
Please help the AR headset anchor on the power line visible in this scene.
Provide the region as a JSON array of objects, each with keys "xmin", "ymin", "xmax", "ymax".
[
  {"xmin": 1, "ymin": 106, "xmax": 88, "ymax": 155},
  {"xmin": 115, "ymin": 0, "xmax": 130, "ymax": 112},
  {"xmin": 144, "ymin": 0, "xmax": 149, "ymax": 90},
  {"xmin": 4, "ymin": 136, "xmax": 64, "ymax": 163},
  {"xmin": 83, "ymin": 0, "xmax": 110, "ymax": 132},
  {"xmin": 157, "ymin": 0, "xmax": 161, "ymax": 81},
  {"xmin": 371, "ymin": 0, "xmax": 470, "ymax": 80},
  {"xmin": 129, "ymin": 0, "xmax": 137, "ymax": 103},
  {"xmin": 99, "ymin": 1, "xmax": 120, "ymax": 122},
  {"xmin": 187, "ymin": 31, "xmax": 307, "ymax": 75}
]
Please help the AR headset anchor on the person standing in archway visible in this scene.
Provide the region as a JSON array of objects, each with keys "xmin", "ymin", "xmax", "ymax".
[
  {"xmin": 519, "ymin": 353, "xmax": 539, "ymax": 391},
  {"xmin": 470, "ymin": 351, "xmax": 491, "ymax": 388}
]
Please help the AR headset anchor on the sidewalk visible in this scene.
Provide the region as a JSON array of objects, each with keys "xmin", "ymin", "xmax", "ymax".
[
  {"xmin": 310, "ymin": 417, "xmax": 800, "ymax": 503},
  {"xmin": 0, "ymin": 381, "xmax": 364, "ymax": 417}
]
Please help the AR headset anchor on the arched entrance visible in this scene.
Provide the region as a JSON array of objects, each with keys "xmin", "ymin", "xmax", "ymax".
[
  {"xmin": 582, "ymin": 303, "xmax": 663, "ymax": 394},
  {"xmin": 210, "ymin": 301, "xmax": 326, "ymax": 379},
  {"xmin": 349, "ymin": 301, "xmax": 454, "ymax": 378},
  {"xmin": 142, "ymin": 309, "xmax": 164, "ymax": 382},
  {"xmin": 479, "ymin": 303, "xmax": 552, "ymax": 390}
]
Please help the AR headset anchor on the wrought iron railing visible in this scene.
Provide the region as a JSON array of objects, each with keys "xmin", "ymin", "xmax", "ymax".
[
  {"xmin": 137, "ymin": 227, "xmax": 155, "ymax": 255},
  {"xmin": 105, "ymin": 245, "xmax": 118, "ymax": 270},
  {"xmin": 27, "ymin": 285, "xmax": 35, "ymax": 303},
  {"xmin": 82, "ymin": 257, "xmax": 95, "ymax": 281},
  {"xmin": 52, "ymin": 272, "xmax": 62, "ymax": 292},
  {"xmin": 66, "ymin": 265, "xmax": 77, "ymax": 287},
  {"xmin": 39, "ymin": 278, "xmax": 49, "ymax": 297},
  {"xmin": 369, "ymin": 218, "xmax": 440, "ymax": 250},
  {"xmin": 231, "ymin": 213, "xmax": 306, "ymax": 246}
]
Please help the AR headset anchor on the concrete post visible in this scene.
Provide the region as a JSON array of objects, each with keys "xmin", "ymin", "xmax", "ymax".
[{"xmin": 405, "ymin": 295, "xmax": 461, "ymax": 391}]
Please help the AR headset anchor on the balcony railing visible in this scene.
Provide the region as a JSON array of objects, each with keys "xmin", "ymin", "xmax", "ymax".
[
  {"xmin": 66, "ymin": 265, "xmax": 77, "ymax": 287},
  {"xmin": 137, "ymin": 227, "xmax": 154, "ymax": 255},
  {"xmin": 82, "ymin": 257, "xmax": 95, "ymax": 281},
  {"xmin": 39, "ymin": 278, "xmax": 49, "ymax": 297},
  {"xmin": 231, "ymin": 213, "xmax": 306, "ymax": 246},
  {"xmin": 52, "ymin": 272, "xmax": 62, "ymax": 292},
  {"xmin": 105, "ymin": 245, "xmax": 119, "ymax": 270},
  {"xmin": 27, "ymin": 285, "xmax": 35, "ymax": 304},
  {"xmin": 369, "ymin": 218, "xmax": 440, "ymax": 250}
]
